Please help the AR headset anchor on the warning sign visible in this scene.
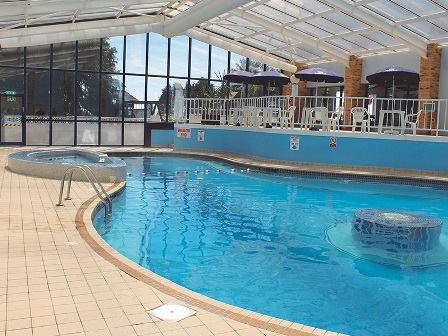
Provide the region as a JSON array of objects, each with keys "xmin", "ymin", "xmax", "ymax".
[
  {"xmin": 329, "ymin": 136, "xmax": 337, "ymax": 148},
  {"xmin": 176, "ymin": 128, "xmax": 191, "ymax": 138}
]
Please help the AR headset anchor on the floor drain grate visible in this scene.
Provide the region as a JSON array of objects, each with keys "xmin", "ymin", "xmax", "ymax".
[{"xmin": 150, "ymin": 303, "xmax": 195, "ymax": 321}]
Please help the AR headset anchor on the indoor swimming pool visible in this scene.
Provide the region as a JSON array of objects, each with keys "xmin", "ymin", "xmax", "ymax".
[{"xmin": 93, "ymin": 156, "xmax": 448, "ymax": 336}]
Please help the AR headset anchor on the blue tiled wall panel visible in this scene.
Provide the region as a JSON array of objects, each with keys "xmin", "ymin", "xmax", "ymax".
[
  {"xmin": 174, "ymin": 127, "xmax": 448, "ymax": 172},
  {"xmin": 151, "ymin": 129, "xmax": 174, "ymax": 146}
]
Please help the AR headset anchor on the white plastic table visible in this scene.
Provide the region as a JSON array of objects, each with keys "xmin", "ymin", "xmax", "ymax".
[{"xmin": 378, "ymin": 110, "xmax": 406, "ymax": 135}]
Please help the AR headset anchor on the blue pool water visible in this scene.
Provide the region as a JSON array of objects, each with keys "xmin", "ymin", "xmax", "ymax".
[{"xmin": 93, "ymin": 156, "xmax": 448, "ymax": 336}]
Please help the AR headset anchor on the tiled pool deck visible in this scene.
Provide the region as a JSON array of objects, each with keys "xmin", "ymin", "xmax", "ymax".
[{"xmin": 3, "ymin": 146, "xmax": 447, "ymax": 336}]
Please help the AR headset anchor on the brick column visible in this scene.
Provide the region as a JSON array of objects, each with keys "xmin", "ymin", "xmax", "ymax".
[
  {"xmin": 343, "ymin": 55, "xmax": 364, "ymax": 126},
  {"xmin": 418, "ymin": 43, "xmax": 441, "ymax": 133},
  {"xmin": 282, "ymin": 62, "xmax": 308, "ymax": 96}
]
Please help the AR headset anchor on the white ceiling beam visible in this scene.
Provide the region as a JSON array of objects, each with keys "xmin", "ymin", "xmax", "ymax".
[
  {"xmin": 187, "ymin": 28, "xmax": 297, "ymax": 72},
  {"xmin": 162, "ymin": 0, "xmax": 252, "ymax": 37},
  {"xmin": 0, "ymin": 15, "xmax": 163, "ymax": 39},
  {"xmin": 231, "ymin": 9, "xmax": 349, "ymax": 65},
  {"xmin": 0, "ymin": 16, "xmax": 164, "ymax": 48},
  {"xmin": 320, "ymin": 0, "xmax": 428, "ymax": 57},
  {"xmin": 0, "ymin": 0, "xmax": 167, "ymax": 19}
]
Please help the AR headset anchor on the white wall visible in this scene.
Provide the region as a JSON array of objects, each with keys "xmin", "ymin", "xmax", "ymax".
[
  {"xmin": 439, "ymin": 47, "xmax": 448, "ymax": 99},
  {"xmin": 361, "ymin": 51, "xmax": 420, "ymax": 84}
]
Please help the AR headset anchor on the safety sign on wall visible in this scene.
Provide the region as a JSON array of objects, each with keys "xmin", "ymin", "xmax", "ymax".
[
  {"xmin": 290, "ymin": 135, "xmax": 300, "ymax": 150},
  {"xmin": 197, "ymin": 129, "xmax": 205, "ymax": 142},
  {"xmin": 176, "ymin": 128, "xmax": 191, "ymax": 138},
  {"xmin": 329, "ymin": 136, "xmax": 337, "ymax": 148}
]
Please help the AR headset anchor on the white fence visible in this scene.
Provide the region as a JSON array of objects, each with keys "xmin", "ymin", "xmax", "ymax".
[{"xmin": 180, "ymin": 95, "xmax": 448, "ymax": 136}]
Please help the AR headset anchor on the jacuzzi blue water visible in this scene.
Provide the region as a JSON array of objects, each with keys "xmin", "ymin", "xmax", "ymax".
[
  {"xmin": 93, "ymin": 156, "xmax": 448, "ymax": 336},
  {"xmin": 41, "ymin": 154, "xmax": 92, "ymax": 164}
]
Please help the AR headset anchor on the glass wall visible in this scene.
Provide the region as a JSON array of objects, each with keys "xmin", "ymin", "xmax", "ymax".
[{"xmin": 0, "ymin": 33, "xmax": 275, "ymax": 145}]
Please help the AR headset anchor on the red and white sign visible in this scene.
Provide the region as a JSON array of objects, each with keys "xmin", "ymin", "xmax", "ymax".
[
  {"xmin": 329, "ymin": 136, "xmax": 337, "ymax": 148},
  {"xmin": 177, "ymin": 128, "xmax": 191, "ymax": 138}
]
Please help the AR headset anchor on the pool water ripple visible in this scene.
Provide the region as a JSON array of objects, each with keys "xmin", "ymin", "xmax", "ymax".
[{"xmin": 94, "ymin": 156, "xmax": 448, "ymax": 336}]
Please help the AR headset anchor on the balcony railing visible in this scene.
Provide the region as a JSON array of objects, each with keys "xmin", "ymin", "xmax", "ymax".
[{"xmin": 179, "ymin": 95, "xmax": 448, "ymax": 136}]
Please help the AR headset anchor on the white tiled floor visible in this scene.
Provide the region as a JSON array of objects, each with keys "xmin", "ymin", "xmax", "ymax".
[{"xmin": 0, "ymin": 147, "xmax": 291, "ymax": 336}]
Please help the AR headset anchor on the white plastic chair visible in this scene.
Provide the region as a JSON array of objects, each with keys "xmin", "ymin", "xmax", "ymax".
[
  {"xmin": 279, "ymin": 106, "xmax": 296, "ymax": 129},
  {"xmin": 405, "ymin": 110, "xmax": 422, "ymax": 135},
  {"xmin": 313, "ymin": 107, "xmax": 330, "ymax": 131},
  {"xmin": 301, "ymin": 107, "xmax": 314, "ymax": 129},
  {"xmin": 329, "ymin": 107, "xmax": 343, "ymax": 131},
  {"xmin": 351, "ymin": 107, "xmax": 369, "ymax": 132}
]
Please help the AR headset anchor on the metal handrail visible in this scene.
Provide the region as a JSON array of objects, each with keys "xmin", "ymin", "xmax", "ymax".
[{"xmin": 56, "ymin": 165, "xmax": 112, "ymax": 217}]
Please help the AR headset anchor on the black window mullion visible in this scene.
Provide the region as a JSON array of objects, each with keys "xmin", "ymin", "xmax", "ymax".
[
  {"xmin": 49, "ymin": 44, "xmax": 53, "ymax": 145},
  {"xmin": 166, "ymin": 38, "xmax": 171, "ymax": 123},
  {"xmin": 98, "ymin": 38, "xmax": 103, "ymax": 146},
  {"xmin": 144, "ymin": 33, "xmax": 149, "ymax": 122},
  {"xmin": 121, "ymin": 36, "xmax": 126, "ymax": 145},
  {"xmin": 207, "ymin": 44, "xmax": 212, "ymax": 88},
  {"xmin": 23, "ymin": 47, "xmax": 27, "ymax": 145},
  {"xmin": 74, "ymin": 41, "xmax": 78, "ymax": 146}
]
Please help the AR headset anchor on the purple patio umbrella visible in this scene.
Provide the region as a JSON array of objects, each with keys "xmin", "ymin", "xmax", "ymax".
[
  {"xmin": 366, "ymin": 66, "xmax": 419, "ymax": 98},
  {"xmin": 223, "ymin": 70, "xmax": 254, "ymax": 83},
  {"xmin": 294, "ymin": 67, "xmax": 344, "ymax": 83},
  {"xmin": 251, "ymin": 71, "xmax": 290, "ymax": 86}
]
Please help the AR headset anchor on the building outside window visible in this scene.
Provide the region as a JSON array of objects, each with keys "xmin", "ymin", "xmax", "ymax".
[{"xmin": 0, "ymin": 33, "xmax": 275, "ymax": 145}]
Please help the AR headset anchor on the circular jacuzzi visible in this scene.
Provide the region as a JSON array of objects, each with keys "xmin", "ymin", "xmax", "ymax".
[
  {"xmin": 352, "ymin": 208, "xmax": 443, "ymax": 251},
  {"xmin": 8, "ymin": 149, "xmax": 126, "ymax": 182}
]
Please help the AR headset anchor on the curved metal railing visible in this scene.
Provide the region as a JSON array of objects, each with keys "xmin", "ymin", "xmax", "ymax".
[{"xmin": 56, "ymin": 165, "xmax": 112, "ymax": 217}]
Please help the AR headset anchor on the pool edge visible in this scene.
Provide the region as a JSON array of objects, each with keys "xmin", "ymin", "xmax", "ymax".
[{"xmin": 76, "ymin": 183, "xmax": 345, "ymax": 336}]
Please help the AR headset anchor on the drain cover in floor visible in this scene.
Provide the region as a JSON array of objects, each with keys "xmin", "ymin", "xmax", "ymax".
[{"xmin": 151, "ymin": 303, "xmax": 195, "ymax": 321}]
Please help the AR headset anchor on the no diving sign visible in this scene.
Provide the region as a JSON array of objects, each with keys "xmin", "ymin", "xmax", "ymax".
[{"xmin": 329, "ymin": 136, "xmax": 337, "ymax": 148}]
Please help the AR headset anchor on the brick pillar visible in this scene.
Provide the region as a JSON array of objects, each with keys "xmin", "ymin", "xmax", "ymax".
[
  {"xmin": 282, "ymin": 62, "xmax": 308, "ymax": 96},
  {"xmin": 343, "ymin": 55, "xmax": 364, "ymax": 126},
  {"xmin": 418, "ymin": 43, "xmax": 441, "ymax": 133}
]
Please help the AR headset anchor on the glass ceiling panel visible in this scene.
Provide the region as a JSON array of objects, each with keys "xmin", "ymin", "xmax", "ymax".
[
  {"xmin": 246, "ymin": 38, "xmax": 277, "ymax": 51},
  {"xmin": 292, "ymin": 22, "xmax": 330, "ymax": 38},
  {"xmin": 255, "ymin": 34, "xmax": 285, "ymax": 48},
  {"xmin": 291, "ymin": 46, "xmax": 324, "ymax": 59},
  {"xmin": 430, "ymin": 17, "xmax": 448, "ymax": 31},
  {"xmin": 388, "ymin": 0, "xmax": 444, "ymax": 16},
  {"xmin": 207, "ymin": 26, "xmax": 245, "ymax": 39},
  {"xmin": 323, "ymin": 12, "xmax": 369, "ymax": 31},
  {"xmin": 406, "ymin": 21, "xmax": 448, "ymax": 40},
  {"xmin": 286, "ymin": 0, "xmax": 332, "ymax": 14},
  {"xmin": 250, "ymin": 5, "xmax": 297, "ymax": 24},
  {"xmin": 363, "ymin": 31, "xmax": 400, "ymax": 46},
  {"xmin": 306, "ymin": 17, "xmax": 350, "ymax": 35},
  {"xmin": 344, "ymin": 34, "xmax": 384, "ymax": 49},
  {"xmin": 366, "ymin": 1, "xmax": 414, "ymax": 21},
  {"xmin": 265, "ymin": 0, "xmax": 313, "ymax": 19},
  {"xmin": 327, "ymin": 38, "xmax": 365, "ymax": 53}
]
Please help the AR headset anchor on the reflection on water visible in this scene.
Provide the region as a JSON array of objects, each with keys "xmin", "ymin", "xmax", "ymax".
[{"xmin": 94, "ymin": 156, "xmax": 448, "ymax": 336}]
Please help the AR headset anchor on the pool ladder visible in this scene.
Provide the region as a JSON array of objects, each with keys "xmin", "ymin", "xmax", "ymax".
[{"xmin": 56, "ymin": 165, "xmax": 112, "ymax": 217}]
